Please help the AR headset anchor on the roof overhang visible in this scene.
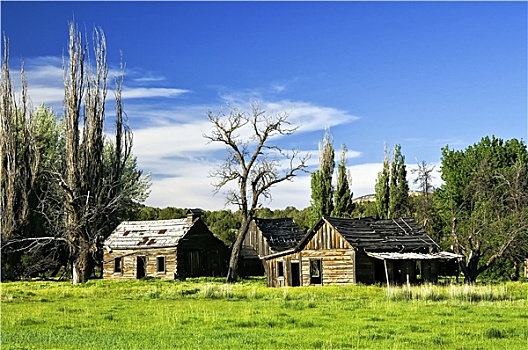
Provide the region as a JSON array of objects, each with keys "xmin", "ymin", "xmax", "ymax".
[
  {"xmin": 259, "ymin": 248, "xmax": 296, "ymax": 260},
  {"xmin": 365, "ymin": 251, "xmax": 463, "ymax": 260},
  {"xmin": 103, "ymin": 244, "xmax": 179, "ymax": 251}
]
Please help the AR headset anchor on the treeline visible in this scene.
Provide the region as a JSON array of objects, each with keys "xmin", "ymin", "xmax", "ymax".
[{"xmin": 132, "ymin": 205, "xmax": 312, "ymax": 246}]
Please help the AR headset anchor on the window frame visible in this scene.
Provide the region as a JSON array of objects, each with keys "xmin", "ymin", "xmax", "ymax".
[
  {"xmin": 309, "ymin": 259, "xmax": 322, "ymax": 285},
  {"xmin": 156, "ymin": 256, "xmax": 166, "ymax": 273},
  {"xmin": 277, "ymin": 261, "xmax": 284, "ymax": 278},
  {"xmin": 114, "ymin": 257, "xmax": 122, "ymax": 274}
]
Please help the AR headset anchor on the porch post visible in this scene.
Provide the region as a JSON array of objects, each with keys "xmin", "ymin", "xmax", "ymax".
[{"xmin": 384, "ymin": 259, "xmax": 390, "ymax": 291}]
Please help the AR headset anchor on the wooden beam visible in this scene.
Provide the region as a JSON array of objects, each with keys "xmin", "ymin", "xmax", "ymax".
[{"xmin": 384, "ymin": 259, "xmax": 390, "ymax": 292}]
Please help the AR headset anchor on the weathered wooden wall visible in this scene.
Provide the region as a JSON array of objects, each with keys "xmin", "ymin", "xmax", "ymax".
[
  {"xmin": 103, "ymin": 247, "xmax": 176, "ymax": 280},
  {"xmin": 242, "ymin": 221, "xmax": 272, "ymax": 257},
  {"xmin": 304, "ymin": 222, "xmax": 353, "ymax": 250},
  {"xmin": 239, "ymin": 221, "xmax": 271, "ymax": 277},
  {"xmin": 176, "ymin": 220, "xmax": 228, "ymax": 278},
  {"xmin": 299, "ymin": 223, "xmax": 355, "ymax": 286},
  {"xmin": 265, "ymin": 253, "xmax": 301, "ymax": 287},
  {"xmin": 355, "ymin": 250, "xmax": 375, "ymax": 284}
]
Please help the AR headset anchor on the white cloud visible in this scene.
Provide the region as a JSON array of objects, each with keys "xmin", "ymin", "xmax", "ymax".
[
  {"xmin": 121, "ymin": 87, "xmax": 189, "ymax": 99},
  {"xmin": 11, "ymin": 56, "xmax": 189, "ymax": 114},
  {"xmin": 11, "ymin": 55, "xmax": 373, "ymax": 211}
]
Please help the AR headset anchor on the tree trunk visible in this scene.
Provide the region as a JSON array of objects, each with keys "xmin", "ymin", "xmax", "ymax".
[
  {"xmin": 461, "ymin": 252, "xmax": 480, "ymax": 284},
  {"xmin": 226, "ymin": 217, "xmax": 251, "ymax": 283},
  {"xmin": 72, "ymin": 250, "xmax": 90, "ymax": 284}
]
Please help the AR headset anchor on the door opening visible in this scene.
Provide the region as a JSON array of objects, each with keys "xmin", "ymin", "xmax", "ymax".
[
  {"xmin": 291, "ymin": 262, "xmax": 300, "ymax": 287},
  {"xmin": 136, "ymin": 256, "xmax": 146, "ymax": 279}
]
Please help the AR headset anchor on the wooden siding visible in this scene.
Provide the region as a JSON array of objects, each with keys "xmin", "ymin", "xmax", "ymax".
[
  {"xmin": 300, "ymin": 249, "xmax": 355, "ymax": 286},
  {"xmin": 176, "ymin": 220, "xmax": 228, "ymax": 278},
  {"xmin": 242, "ymin": 221, "xmax": 272, "ymax": 258},
  {"xmin": 265, "ymin": 252, "xmax": 301, "ymax": 287},
  {"xmin": 103, "ymin": 247, "xmax": 177, "ymax": 280},
  {"xmin": 304, "ymin": 223, "xmax": 353, "ymax": 250},
  {"xmin": 355, "ymin": 250, "xmax": 375, "ymax": 284}
]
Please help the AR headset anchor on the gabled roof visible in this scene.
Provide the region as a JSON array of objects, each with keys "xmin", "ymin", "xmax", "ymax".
[
  {"xmin": 322, "ymin": 217, "xmax": 439, "ymax": 252},
  {"xmin": 104, "ymin": 218, "xmax": 193, "ymax": 250},
  {"xmin": 254, "ymin": 218, "xmax": 305, "ymax": 253}
]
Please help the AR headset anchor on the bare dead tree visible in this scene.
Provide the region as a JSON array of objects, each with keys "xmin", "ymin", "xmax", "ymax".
[
  {"xmin": 60, "ymin": 22, "xmax": 133, "ymax": 284},
  {"xmin": 412, "ymin": 160, "xmax": 435, "ymax": 199},
  {"xmin": 205, "ymin": 102, "xmax": 308, "ymax": 283},
  {"xmin": 1, "ymin": 36, "xmax": 39, "ymax": 278}
]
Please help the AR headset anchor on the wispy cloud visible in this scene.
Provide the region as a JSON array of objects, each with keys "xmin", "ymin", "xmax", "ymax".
[
  {"xmin": 121, "ymin": 87, "xmax": 189, "ymax": 99},
  {"xmin": 10, "ymin": 55, "xmax": 368, "ymax": 210}
]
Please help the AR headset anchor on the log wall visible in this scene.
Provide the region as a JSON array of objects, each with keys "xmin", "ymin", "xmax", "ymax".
[{"xmin": 103, "ymin": 247, "xmax": 177, "ymax": 280}]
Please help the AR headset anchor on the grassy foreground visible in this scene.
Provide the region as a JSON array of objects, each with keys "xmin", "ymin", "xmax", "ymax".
[{"xmin": 1, "ymin": 278, "xmax": 527, "ymax": 349}]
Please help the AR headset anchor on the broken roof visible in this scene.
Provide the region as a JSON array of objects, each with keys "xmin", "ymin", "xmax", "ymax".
[
  {"xmin": 366, "ymin": 251, "xmax": 463, "ymax": 260},
  {"xmin": 254, "ymin": 218, "xmax": 306, "ymax": 253},
  {"xmin": 262, "ymin": 217, "xmax": 460, "ymax": 261},
  {"xmin": 322, "ymin": 217, "xmax": 439, "ymax": 252},
  {"xmin": 104, "ymin": 218, "xmax": 192, "ymax": 250}
]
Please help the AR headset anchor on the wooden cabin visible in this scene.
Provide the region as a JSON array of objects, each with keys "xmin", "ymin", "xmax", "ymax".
[
  {"xmin": 239, "ymin": 218, "xmax": 305, "ymax": 277},
  {"xmin": 263, "ymin": 216, "xmax": 461, "ymax": 287},
  {"xmin": 103, "ymin": 209, "xmax": 228, "ymax": 280}
]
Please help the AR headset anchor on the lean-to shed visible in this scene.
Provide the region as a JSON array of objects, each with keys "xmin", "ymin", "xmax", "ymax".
[
  {"xmin": 103, "ymin": 210, "xmax": 228, "ymax": 280},
  {"xmin": 239, "ymin": 218, "xmax": 305, "ymax": 277},
  {"xmin": 263, "ymin": 216, "xmax": 461, "ymax": 287}
]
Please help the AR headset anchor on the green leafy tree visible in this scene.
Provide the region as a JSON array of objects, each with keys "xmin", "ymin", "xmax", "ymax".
[
  {"xmin": 332, "ymin": 144, "xmax": 354, "ymax": 218},
  {"xmin": 203, "ymin": 209, "xmax": 242, "ymax": 246},
  {"xmin": 310, "ymin": 129, "xmax": 335, "ymax": 224},
  {"xmin": 375, "ymin": 144, "xmax": 410, "ymax": 219},
  {"xmin": 388, "ymin": 144, "xmax": 409, "ymax": 218},
  {"xmin": 375, "ymin": 144, "xmax": 390, "ymax": 219},
  {"xmin": 436, "ymin": 136, "xmax": 528, "ymax": 283}
]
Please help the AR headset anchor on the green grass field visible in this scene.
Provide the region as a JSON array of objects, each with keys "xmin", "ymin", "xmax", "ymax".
[{"xmin": 2, "ymin": 278, "xmax": 527, "ymax": 349}]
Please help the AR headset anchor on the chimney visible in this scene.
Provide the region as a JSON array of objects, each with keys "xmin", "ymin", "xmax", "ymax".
[{"xmin": 187, "ymin": 209, "xmax": 202, "ymax": 222}]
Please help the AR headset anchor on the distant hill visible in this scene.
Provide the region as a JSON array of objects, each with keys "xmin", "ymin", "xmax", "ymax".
[{"xmin": 353, "ymin": 190, "xmax": 423, "ymax": 204}]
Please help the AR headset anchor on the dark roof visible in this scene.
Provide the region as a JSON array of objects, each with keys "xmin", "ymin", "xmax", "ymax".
[
  {"xmin": 305, "ymin": 216, "xmax": 439, "ymax": 252},
  {"xmin": 254, "ymin": 218, "xmax": 306, "ymax": 253}
]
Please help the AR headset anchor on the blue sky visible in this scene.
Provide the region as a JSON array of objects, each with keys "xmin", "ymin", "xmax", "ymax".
[{"xmin": 2, "ymin": 1, "xmax": 527, "ymax": 210}]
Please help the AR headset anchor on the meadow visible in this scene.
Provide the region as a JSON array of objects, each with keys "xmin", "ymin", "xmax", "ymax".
[{"xmin": 1, "ymin": 278, "xmax": 527, "ymax": 349}]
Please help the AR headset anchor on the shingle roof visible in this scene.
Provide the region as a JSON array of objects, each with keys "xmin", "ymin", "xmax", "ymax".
[
  {"xmin": 254, "ymin": 218, "xmax": 306, "ymax": 253},
  {"xmin": 104, "ymin": 218, "xmax": 192, "ymax": 249},
  {"xmin": 322, "ymin": 217, "xmax": 439, "ymax": 252}
]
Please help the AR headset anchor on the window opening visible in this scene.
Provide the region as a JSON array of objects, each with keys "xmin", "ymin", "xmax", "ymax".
[
  {"xmin": 157, "ymin": 256, "xmax": 166, "ymax": 273},
  {"xmin": 114, "ymin": 257, "xmax": 122, "ymax": 273},
  {"xmin": 310, "ymin": 259, "xmax": 322, "ymax": 285},
  {"xmin": 277, "ymin": 261, "xmax": 284, "ymax": 277}
]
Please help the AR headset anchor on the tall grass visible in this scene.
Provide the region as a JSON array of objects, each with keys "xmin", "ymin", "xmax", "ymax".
[
  {"xmin": 2, "ymin": 279, "xmax": 527, "ymax": 349},
  {"xmin": 387, "ymin": 283, "xmax": 514, "ymax": 302}
]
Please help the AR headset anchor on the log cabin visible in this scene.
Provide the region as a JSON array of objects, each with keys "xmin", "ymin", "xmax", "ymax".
[
  {"xmin": 262, "ymin": 216, "xmax": 461, "ymax": 287},
  {"xmin": 103, "ymin": 209, "xmax": 228, "ymax": 280},
  {"xmin": 239, "ymin": 218, "xmax": 306, "ymax": 277}
]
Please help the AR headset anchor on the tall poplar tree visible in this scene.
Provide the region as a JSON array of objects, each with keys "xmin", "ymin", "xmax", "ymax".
[
  {"xmin": 375, "ymin": 144, "xmax": 409, "ymax": 219},
  {"xmin": 310, "ymin": 129, "xmax": 335, "ymax": 224},
  {"xmin": 375, "ymin": 144, "xmax": 390, "ymax": 219},
  {"xmin": 388, "ymin": 144, "xmax": 409, "ymax": 218},
  {"xmin": 333, "ymin": 144, "xmax": 354, "ymax": 218},
  {"xmin": 0, "ymin": 38, "xmax": 39, "ymax": 277},
  {"xmin": 60, "ymin": 22, "xmax": 134, "ymax": 283}
]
